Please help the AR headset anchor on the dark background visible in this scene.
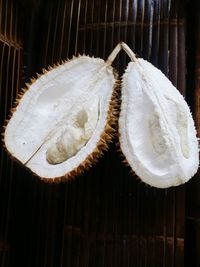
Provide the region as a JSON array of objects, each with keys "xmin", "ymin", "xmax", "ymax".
[{"xmin": 0, "ymin": 0, "xmax": 199, "ymax": 266}]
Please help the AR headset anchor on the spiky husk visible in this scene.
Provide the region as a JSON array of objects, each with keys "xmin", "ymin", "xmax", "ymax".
[
  {"xmin": 118, "ymin": 57, "xmax": 199, "ymax": 188},
  {"xmin": 41, "ymin": 79, "xmax": 120, "ymax": 184},
  {"xmin": 3, "ymin": 56, "xmax": 120, "ymax": 183}
]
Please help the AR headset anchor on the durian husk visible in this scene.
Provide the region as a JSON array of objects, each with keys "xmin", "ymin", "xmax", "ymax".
[
  {"xmin": 3, "ymin": 56, "xmax": 120, "ymax": 183},
  {"xmin": 118, "ymin": 42, "xmax": 199, "ymax": 189}
]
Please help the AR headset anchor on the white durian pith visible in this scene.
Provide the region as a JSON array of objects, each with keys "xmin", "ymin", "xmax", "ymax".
[
  {"xmin": 119, "ymin": 57, "xmax": 199, "ymax": 188},
  {"xmin": 5, "ymin": 56, "xmax": 118, "ymax": 181}
]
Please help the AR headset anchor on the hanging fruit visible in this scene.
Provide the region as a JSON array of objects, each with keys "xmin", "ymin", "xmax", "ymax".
[
  {"xmin": 4, "ymin": 46, "xmax": 121, "ymax": 182},
  {"xmin": 119, "ymin": 42, "xmax": 199, "ymax": 188}
]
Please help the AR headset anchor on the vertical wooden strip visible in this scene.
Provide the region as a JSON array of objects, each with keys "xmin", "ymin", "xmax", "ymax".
[
  {"xmin": 59, "ymin": 185, "xmax": 69, "ymax": 266},
  {"xmin": 11, "ymin": 0, "xmax": 16, "ymax": 42},
  {"xmin": 1, "ymin": 45, "xmax": 11, "ymax": 265},
  {"xmin": 90, "ymin": 0, "xmax": 100, "ymax": 57},
  {"xmin": 0, "ymin": 46, "xmax": 11, "ymax": 266},
  {"xmin": 50, "ymin": 1, "xmax": 61, "ymax": 63},
  {"xmin": 9, "ymin": 0, "xmax": 13, "ymax": 42},
  {"xmin": 86, "ymin": 0, "xmax": 95, "ymax": 56},
  {"xmin": 104, "ymin": 0, "xmax": 115, "ymax": 60},
  {"xmin": 62, "ymin": 184, "xmax": 73, "ymax": 267},
  {"xmin": 150, "ymin": 0, "xmax": 160, "ymax": 66},
  {"xmin": 135, "ymin": 0, "xmax": 144, "ymax": 56},
  {"xmin": 43, "ymin": 2, "xmax": 53, "ymax": 66},
  {"xmin": 102, "ymin": 0, "xmax": 108, "ymax": 59},
  {"xmin": 1, "ymin": 48, "xmax": 15, "ymax": 267},
  {"xmin": 1, "ymin": 0, "xmax": 7, "ymax": 36},
  {"xmin": 58, "ymin": 1, "xmax": 67, "ymax": 59},
  {"xmin": 169, "ymin": 4, "xmax": 180, "ymax": 267},
  {"xmin": 115, "ymin": 155, "xmax": 121, "ymax": 267},
  {"xmin": 74, "ymin": 178, "xmax": 84, "ymax": 267},
  {"xmin": 6, "ymin": 0, "xmax": 11, "ymax": 41},
  {"xmin": 66, "ymin": 0, "xmax": 74, "ymax": 57},
  {"xmin": 159, "ymin": 0, "xmax": 170, "ymax": 75},
  {"xmin": 112, "ymin": 0, "xmax": 122, "ymax": 71},
  {"xmin": 116, "ymin": 0, "xmax": 122, "ymax": 71},
  {"xmin": 59, "ymin": 1, "xmax": 72, "ymax": 59},
  {"xmin": 43, "ymin": 186, "xmax": 54, "ymax": 267},
  {"xmin": 93, "ymin": 171, "xmax": 101, "ymax": 266},
  {"xmin": 0, "ymin": 2, "xmax": 24, "ymax": 259},
  {"xmin": 0, "ymin": 1, "xmax": 23, "ymax": 266},
  {"xmin": 174, "ymin": 188, "xmax": 185, "ymax": 267},
  {"xmin": 185, "ymin": 0, "xmax": 200, "ymax": 265},
  {"xmin": 14, "ymin": 2, "xmax": 20, "ymax": 45},
  {"xmin": 74, "ymin": 0, "xmax": 81, "ymax": 55},
  {"xmin": 177, "ymin": 16, "xmax": 186, "ymax": 95},
  {"xmin": 83, "ymin": 0, "xmax": 88, "ymax": 54},
  {"xmin": 194, "ymin": 0, "xmax": 200, "ymax": 136},
  {"xmin": 143, "ymin": 0, "xmax": 154, "ymax": 60},
  {"xmin": 0, "ymin": 0, "xmax": 2, "ymax": 32},
  {"xmin": 76, "ymin": 0, "xmax": 86, "ymax": 54},
  {"xmin": 91, "ymin": 170, "xmax": 100, "ymax": 267},
  {"xmin": 121, "ymin": 0, "xmax": 129, "ymax": 69},
  {"xmin": 63, "ymin": 182, "xmax": 75, "ymax": 267},
  {"xmin": 0, "ymin": 43, "xmax": 6, "ymax": 184},
  {"xmin": 127, "ymin": 0, "xmax": 137, "ymax": 51}
]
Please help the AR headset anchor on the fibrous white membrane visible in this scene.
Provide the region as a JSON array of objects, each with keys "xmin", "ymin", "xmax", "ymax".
[{"xmin": 119, "ymin": 58, "xmax": 199, "ymax": 188}]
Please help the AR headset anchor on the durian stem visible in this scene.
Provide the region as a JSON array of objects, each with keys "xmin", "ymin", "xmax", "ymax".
[
  {"xmin": 106, "ymin": 42, "xmax": 138, "ymax": 64},
  {"xmin": 106, "ymin": 43, "xmax": 122, "ymax": 64},
  {"xmin": 121, "ymin": 42, "xmax": 138, "ymax": 62}
]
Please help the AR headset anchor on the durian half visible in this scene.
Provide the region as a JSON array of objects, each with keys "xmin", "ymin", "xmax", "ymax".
[
  {"xmin": 119, "ymin": 42, "xmax": 199, "ymax": 188},
  {"xmin": 4, "ymin": 47, "xmax": 121, "ymax": 182}
]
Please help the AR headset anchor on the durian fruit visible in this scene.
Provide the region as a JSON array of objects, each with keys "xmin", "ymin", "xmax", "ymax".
[
  {"xmin": 119, "ymin": 42, "xmax": 199, "ymax": 188},
  {"xmin": 4, "ymin": 45, "xmax": 122, "ymax": 182}
]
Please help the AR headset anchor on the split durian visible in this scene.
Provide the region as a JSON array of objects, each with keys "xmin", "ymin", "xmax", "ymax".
[
  {"xmin": 119, "ymin": 42, "xmax": 199, "ymax": 188},
  {"xmin": 4, "ymin": 42, "xmax": 199, "ymax": 187},
  {"xmin": 4, "ymin": 47, "xmax": 121, "ymax": 182}
]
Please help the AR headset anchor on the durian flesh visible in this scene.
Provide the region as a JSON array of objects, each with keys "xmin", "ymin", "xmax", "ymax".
[
  {"xmin": 5, "ymin": 56, "xmax": 117, "ymax": 181},
  {"xmin": 119, "ymin": 48, "xmax": 199, "ymax": 188}
]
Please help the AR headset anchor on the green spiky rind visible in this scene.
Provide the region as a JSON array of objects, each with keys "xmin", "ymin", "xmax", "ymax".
[{"xmin": 2, "ymin": 56, "xmax": 120, "ymax": 183}]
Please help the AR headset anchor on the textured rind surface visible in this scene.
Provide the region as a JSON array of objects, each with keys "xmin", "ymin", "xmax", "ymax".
[
  {"xmin": 4, "ymin": 55, "xmax": 119, "ymax": 183},
  {"xmin": 119, "ymin": 59, "xmax": 199, "ymax": 188},
  {"xmin": 42, "ymin": 80, "xmax": 120, "ymax": 183}
]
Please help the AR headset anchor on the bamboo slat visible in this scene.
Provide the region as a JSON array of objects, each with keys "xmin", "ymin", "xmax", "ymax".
[
  {"xmin": 0, "ymin": 0, "xmax": 190, "ymax": 266},
  {"xmin": 185, "ymin": 0, "xmax": 200, "ymax": 266},
  {"xmin": 0, "ymin": 1, "xmax": 23, "ymax": 267}
]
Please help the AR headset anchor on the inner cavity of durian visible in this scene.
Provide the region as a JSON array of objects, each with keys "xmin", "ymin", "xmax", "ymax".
[
  {"xmin": 149, "ymin": 96, "xmax": 190, "ymax": 159},
  {"xmin": 165, "ymin": 95, "xmax": 190, "ymax": 159},
  {"xmin": 149, "ymin": 112, "xmax": 167, "ymax": 154},
  {"xmin": 46, "ymin": 99, "xmax": 99, "ymax": 165}
]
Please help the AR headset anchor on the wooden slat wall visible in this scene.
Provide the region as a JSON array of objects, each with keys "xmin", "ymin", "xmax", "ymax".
[
  {"xmin": 185, "ymin": 0, "xmax": 200, "ymax": 266},
  {"xmin": 28, "ymin": 0, "xmax": 185, "ymax": 266},
  {"xmin": 0, "ymin": 0, "xmax": 23, "ymax": 266},
  {"xmin": 0, "ymin": 0, "xmax": 191, "ymax": 266}
]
